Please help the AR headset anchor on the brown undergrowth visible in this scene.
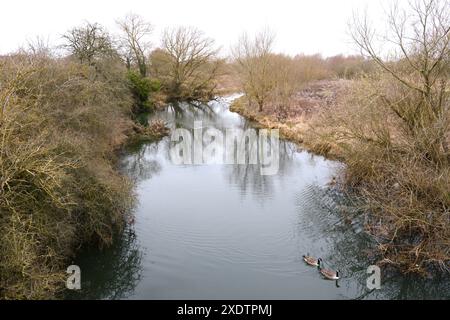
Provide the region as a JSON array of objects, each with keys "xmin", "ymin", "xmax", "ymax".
[{"xmin": 0, "ymin": 53, "xmax": 139, "ymax": 299}]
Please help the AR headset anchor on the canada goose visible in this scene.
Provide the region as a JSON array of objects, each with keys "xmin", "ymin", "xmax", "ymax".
[
  {"xmin": 318, "ymin": 260, "xmax": 340, "ymax": 280},
  {"xmin": 328, "ymin": 176, "xmax": 337, "ymax": 186},
  {"xmin": 303, "ymin": 254, "xmax": 322, "ymax": 267}
]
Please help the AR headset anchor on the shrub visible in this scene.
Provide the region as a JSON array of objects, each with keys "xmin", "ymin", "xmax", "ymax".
[
  {"xmin": 127, "ymin": 70, "xmax": 151, "ymax": 112},
  {"xmin": 127, "ymin": 70, "xmax": 161, "ymax": 113},
  {"xmin": 0, "ymin": 53, "xmax": 135, "ymax": 299}
]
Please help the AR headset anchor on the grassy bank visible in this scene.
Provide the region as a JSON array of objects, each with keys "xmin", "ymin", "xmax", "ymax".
[{"xmin": 230, "ymin": 80, "xmax": 351, "ymax": 159}]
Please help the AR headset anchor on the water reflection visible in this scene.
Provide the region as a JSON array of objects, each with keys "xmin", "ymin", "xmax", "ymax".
[
  {"xmin": 294, "ymin": 184, "xmax": 450, "ymax": 300},
  {"xmin": 122, "ymin": 141, "xmax": 165, "ymax": 183},
  {"xmin": 225, "ymin": 141, "xmax": 299, "ymax": 201},
  {"xmin": 67, "ymin": 227, "xmax": 143, "ymax": 300}
]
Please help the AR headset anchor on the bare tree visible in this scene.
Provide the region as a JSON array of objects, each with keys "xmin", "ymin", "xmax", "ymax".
[
  {"xmin": 269, "ymin": 54, "xmax": 300, "ymax": 121},
  {"xmin": 63, "ymin": 22, "xmax": 114, "ymax": 65},
  {"xmin": 232, "ymin": 28, "xmax": 276, "ymax": 112},
  {"xmin": 117, "ymin": 13, "xmax": 152, "ymax": 77},
  {"xmin": 160, "ymin": 26, "xmax": 220, "ymax": 102},
  {"xmin": 25, "ymin": 36, "xmax": 53, "ymax": 58},
  {"xmin": 351, "ymin": 0, "xmax": 450, "ymax": 162}
]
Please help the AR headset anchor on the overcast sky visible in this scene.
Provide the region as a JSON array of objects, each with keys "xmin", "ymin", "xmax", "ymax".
[{"xmin": 0, "ymin": 0, "xmax": 396, "ymax": 57}]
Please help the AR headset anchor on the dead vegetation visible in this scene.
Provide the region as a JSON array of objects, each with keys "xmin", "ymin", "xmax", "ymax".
[
  {"xmin": 230, "ymin": 79, "xmax": 352, "ymax": 150},
  {"xmin": 308, "ymin": 73, "xmax": 449, "ymax": 274},
  {"xmin": 0, "ymin": 50, "xmax": 136, "ymax": 299},
  {"xmin": 322, "ymin": 0, "xmax": 449, "ymax": 274},
  {"xmin": 132, "ymin": 119, "xmax": 170, "ymax": 142}
]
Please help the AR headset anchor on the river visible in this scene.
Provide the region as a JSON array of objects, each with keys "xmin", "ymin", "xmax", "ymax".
[{"xmin": 68, "ymin": 95, "xmax": 450, "ymax": 300}]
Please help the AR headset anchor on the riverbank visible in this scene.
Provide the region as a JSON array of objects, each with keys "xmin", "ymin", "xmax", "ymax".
[
  {"xmin": 0, "ymin": 54, "xmax": 170, "ymax": 299},
  {"xmin": 230, "ymin": 79, "xmax": 450, "ymax": 275},
  {"xmin": 230, "ymin": 80, "xmax": 352, "ymax": 160}
]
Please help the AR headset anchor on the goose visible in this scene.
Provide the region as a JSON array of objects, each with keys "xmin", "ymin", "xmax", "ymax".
[
  {"xmin": 328, "ymin": 176, "xmax": 337, "ymax": 186},
  {"xmin": 318, "ymin": 260, "xmax": 340, "ymax": 280},
  {"xmin": 303, "ymin": 254, "xmax": 322, "ymax": 267}
]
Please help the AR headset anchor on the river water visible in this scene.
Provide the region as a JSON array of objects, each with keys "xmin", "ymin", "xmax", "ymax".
[{"xmin": 69, "ymin": 95, "xmax": 450, "ymax": 300}]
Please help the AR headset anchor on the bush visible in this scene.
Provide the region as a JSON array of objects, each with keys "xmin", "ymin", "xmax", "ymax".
[
  {"xmin": 0, "ymin": 53, "xmax": 135, "ymax": 299},
  {"xmin": 127, "ymin": 70, "xmax": 161, "ymax": 113},
  {"xmin": 127, "ymin": 70, "xmax": 152, "ymax": 113},
  {"xmin": 326, "ymin": 55, "xmax": 375, "ymax": 79}
]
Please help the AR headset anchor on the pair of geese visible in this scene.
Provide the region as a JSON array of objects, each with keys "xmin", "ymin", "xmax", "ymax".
[{"xmin": 303, "ymin": 254, "xmax": 340, "ymax": 280}]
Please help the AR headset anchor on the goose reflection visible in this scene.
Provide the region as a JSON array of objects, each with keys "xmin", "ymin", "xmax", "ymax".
[{"xmin": 294, "ymin": 184, "xmax": 450, "ymax": 300}]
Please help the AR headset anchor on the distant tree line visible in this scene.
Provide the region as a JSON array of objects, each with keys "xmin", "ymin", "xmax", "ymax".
[{"xmin": 62, "ymin": 15, "xmax": 222, "ymax": 113}]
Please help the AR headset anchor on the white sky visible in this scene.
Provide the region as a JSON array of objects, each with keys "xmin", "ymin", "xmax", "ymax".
[{"xmin": 0, "ymin": 0, "xmax": 397, "ymax": 57}]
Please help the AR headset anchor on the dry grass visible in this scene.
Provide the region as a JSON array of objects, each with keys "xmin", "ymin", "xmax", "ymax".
[{"xmin": 230, "ymin": 79, "xmax": 351, "ymax": 153}]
